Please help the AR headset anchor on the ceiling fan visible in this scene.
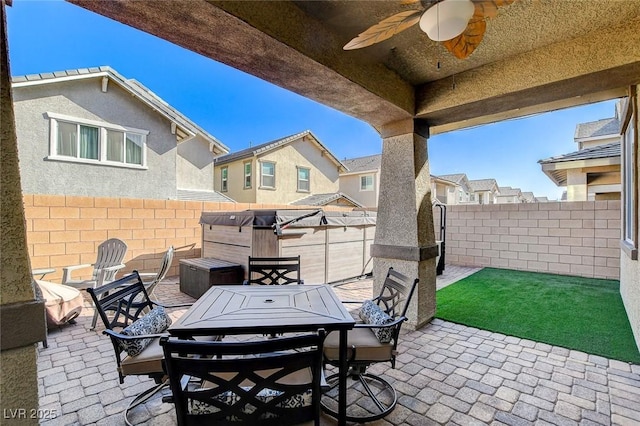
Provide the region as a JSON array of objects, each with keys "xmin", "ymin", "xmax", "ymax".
[{"xmin": 343, "ymin": 0, "xmax": 517, "ymax": 59}]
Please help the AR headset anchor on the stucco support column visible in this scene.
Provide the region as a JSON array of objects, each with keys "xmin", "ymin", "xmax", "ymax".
[
  {"xmin": 567, "ymin": 169, "xmax": 588, "ymax": 201},
  {"xmin": 1, "ymin": 2, "xmax": 46, "ymax": 422},
  {"xmin": 371, "ymin": 119, "xmax": 437, "ymax": 330}
]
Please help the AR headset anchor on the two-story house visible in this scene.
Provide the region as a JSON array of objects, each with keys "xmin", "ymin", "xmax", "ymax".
[
  {"xmin": 437, "ymin": 174, "xmax": 474, "ymax": 204},
  {"xmin": 430, "ymin": 176, "xmax": 460, "ymax": 205},
  {"xmin": 338, "ymin": 154, "xmax": 462, "ymax": 208},
  {"xmin": 539, "ymin": 103, "xmax": 622, "ymax": 201},
  {"xmin": 468, "ymin": 178, "xmax": 500, "ymax": 204},
  {"xmin": 496, "ymin": 186, "xmax": 524, "ymax": 203},
  {"xmin": 213, "ymin": 130, "xmax": 358, "ymax": 206},
  {"xmin": 12, "ymin": 66, "xmax": 232, "ymax": 202},
  {"xmin": 339, "ymin": 154, "xmax": 381, "ymax": 208}
]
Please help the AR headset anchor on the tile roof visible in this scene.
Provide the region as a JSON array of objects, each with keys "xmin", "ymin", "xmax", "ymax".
[
  {"xmin": 468, "ymin": 179, "xmax": 498, "ymax": 191},
  {"xmin": 214, "ymin": 130, "xmax": 346, "ymax": 171},
  {"xmin": 538, "ymin": 142, "xmax": 620, "ymax": 164},
  {"xmin": 11, "ymin": 66, "xmax": 229, "ymax": 154},
  {"xmin": 498, "ymin": 186, "xmax": 521, "ymax": 196},
  {"xmin": 342, "ymin": 154, "xmax": 381, "ymax": 173},
  {"xmin": 574, "ymin": 117, "xmax": 620, "ymax": 139},
  {"xmin": 437, "ymin": 174, "xmax": 467, "ymax": 185},
  {"xmin": 176, "ymin": 189, "xmax": 236, "ymax": 203},
  {"xmin": 290, "ymin": 192, "xmax": 363, "ymax": 207}
]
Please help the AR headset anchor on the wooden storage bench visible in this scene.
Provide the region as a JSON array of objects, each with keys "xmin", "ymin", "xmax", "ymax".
[{"xmin": 179, "ymin": 258, "xmax": 243, "ymax": 299}]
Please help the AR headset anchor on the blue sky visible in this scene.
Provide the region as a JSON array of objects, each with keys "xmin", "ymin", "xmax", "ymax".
[{"xmin": 7, "ymin": 0, "xmax": 617, "ymax": 200}]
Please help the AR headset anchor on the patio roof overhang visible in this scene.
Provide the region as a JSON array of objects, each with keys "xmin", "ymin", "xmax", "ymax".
[
  {"xmin": 541, "ymin": 157, "xmax": 622, "ymax": 187},
  {"xmin": 67, "ymin": 0, "xmax": 640, "ymax": 135}
]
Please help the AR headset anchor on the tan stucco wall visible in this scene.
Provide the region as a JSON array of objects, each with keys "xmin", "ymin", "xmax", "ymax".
[
  {"xmin": 1, "ymin": 3, "xmax": 40, "ymax": 419},
  {"xmin": 621, "ymin": 253, "xmax": 640, "ymax": 351},
  {"xmin": 339, "ymin": 173, "xmax": 378, "ymax": 208},
  {"xmin": 255, "ymin": 140, "xmax": 339, "ymax": 204},
  {"xmin": 620, "ymin": 91, "xmax": 640, "ymax": 352},
  {"xmin": 176, "ymin": 135, "xmax": 216, "ymax": 191},
  {"xmin": 215, "ymin": 159, "xmax": 256, "ymax": 203}
]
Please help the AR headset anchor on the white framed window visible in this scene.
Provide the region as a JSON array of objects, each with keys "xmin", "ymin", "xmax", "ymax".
[
  {"xmin": 360, "ymin": 174, "xmax": 374, "ymax": 191},
  {"xmin": 261, "ymin": 161, "xmax": 276, "ymax": 188},
  {"xmin": 221, "ymin": 167, "xmax": 228, "ymax": 192},
  {"xmin": 244, "ymin": 162, "xmax": 252, "ymax": 189},
  {"xmin": 47, "ymin": 112, "xmax": 148, "ymax": 168},
  {"xmin": 297, "ymin": 167, "xmax": 310, "ymax": 192},
  {"xmin": 621, "ymin": 94, "xmax": 638, "ymax": 259}
]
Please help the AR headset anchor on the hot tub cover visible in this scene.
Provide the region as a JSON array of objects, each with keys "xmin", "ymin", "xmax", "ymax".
[{"xmin": 200, "ymin": 209, "xmax": 376, "ymax": 229}]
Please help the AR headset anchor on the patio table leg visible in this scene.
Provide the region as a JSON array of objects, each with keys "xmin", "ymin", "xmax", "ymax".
[{"xmin": 338, "ymin": 329, "xmax": 347, "ymax": 426}]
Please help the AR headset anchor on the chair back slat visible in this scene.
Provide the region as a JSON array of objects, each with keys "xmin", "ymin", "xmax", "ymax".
[
  {"xmin": 91, "ymin": 238, "xmax": 128, "ymax": 282},
  {"xmin": 86, "ymin": 271, "xmax": 153, "ymax": 330},
  {"xmin": 246, "ymin": 256, "xmax": 302, "ymax": 285},
  {"xmin": 374, "ymin": 267, "xmax": 418, "ymax": 319},
  {"xmin": 161, "ymin": 332, "xmax": 324, "ymax": 426}
]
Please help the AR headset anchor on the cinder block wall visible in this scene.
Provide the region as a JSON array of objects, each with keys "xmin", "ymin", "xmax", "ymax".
[
  {"xmin": 436, "ymin": 201, "xmax": 621, "ymax": 280},
  {"xmin": 23, "ymin": 194, "xmax": 350, "ymax": 282}
]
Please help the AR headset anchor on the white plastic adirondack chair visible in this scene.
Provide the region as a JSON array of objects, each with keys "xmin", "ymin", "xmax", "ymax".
[
  {"xmin": 62, "ymin": 238, "xmax": 128, "ymax": 289},
  {"xmin": 61, "ymin": 238, "xmax": 128, "ymax": 329}
]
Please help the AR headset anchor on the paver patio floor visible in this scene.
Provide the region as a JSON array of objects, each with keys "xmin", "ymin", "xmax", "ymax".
[{"xmin": 37, "ymin": 265, "xmax": 640, "ymax": 425}]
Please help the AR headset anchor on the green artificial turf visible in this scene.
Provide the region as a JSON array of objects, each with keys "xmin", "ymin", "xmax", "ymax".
[{"xmin": 436, "ymin": 268, "xmax": 640, "ymax": 363}]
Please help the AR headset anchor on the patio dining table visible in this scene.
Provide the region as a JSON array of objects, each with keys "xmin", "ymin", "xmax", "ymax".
[{"xmin": 168, "ymin": 284, "xmax": 356, "ymax": 425}]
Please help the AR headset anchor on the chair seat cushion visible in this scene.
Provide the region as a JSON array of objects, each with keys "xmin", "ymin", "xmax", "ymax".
[
  {"xmin": 359, "ymin": 300, "xmax": 394, "ymax": 343},
  {"xmin": 120, "ymin": 307, "xmax": 172, "ymax": 357},
  {"xmin": 121, "ymin": 337, "xmax": 164, "ymax": 376},
  {"xmin": 120, "ymin": 335, "xmax": 219, "ymax": 377},
  {"xmin": 323, "ymin": 328, "xmax": 393, "ymax": 362}
]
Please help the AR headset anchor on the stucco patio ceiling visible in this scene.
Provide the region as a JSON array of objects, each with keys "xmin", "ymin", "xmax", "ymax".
[{"xmin": 69, "ymin": 0, "xmax": 640, "ymax": 135}]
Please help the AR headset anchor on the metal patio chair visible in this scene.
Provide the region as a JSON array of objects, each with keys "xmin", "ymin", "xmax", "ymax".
[
  {"xmin": 161, "ymin": 330, "xmax": 325, "ymax": 425},
  {"xmin": 243, "ymin": 255, "xmax": 304, "ymax": 285},
  {"xmin": 321, "ymin": 267, "xmax": 419, "ymax": 423}
]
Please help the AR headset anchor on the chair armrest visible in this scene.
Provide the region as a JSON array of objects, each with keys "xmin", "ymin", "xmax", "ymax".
[
  {"xmin": 62, "ymin": 264, "xmax": 93, "ymax": 283},
  {"xmin": 149, "ymin": 299, "xmax": 194, "ymax": 310},
  {"xmin": 104, "ymin": 329, "xmax": 169, "ymax": 341},
  {"xmin": 137, "ymin": 272, "xmax": 157, "ymax": 280},
  {"xmin": 96, "ymin": 264, "xmax": 126, "ymax": 286}
]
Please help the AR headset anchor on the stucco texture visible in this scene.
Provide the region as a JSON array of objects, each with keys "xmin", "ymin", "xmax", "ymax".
[
  {"xmin": 1, "ymin": 3, "xmax": 40, "ymax": 420},
  {"xmin": 12, "ymin": 78, "xmax": 202, "ymax": 199}
]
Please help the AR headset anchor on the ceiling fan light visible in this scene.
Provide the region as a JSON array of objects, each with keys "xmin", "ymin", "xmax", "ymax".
[{"xmin": 419, "ymin": 0, "xmax": 475, "ymax": 42}]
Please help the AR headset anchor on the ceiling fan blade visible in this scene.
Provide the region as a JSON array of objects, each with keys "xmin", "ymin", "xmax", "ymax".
[
  {"xmin": 474, "ymin": 0, "xmax": 517, "ymax": 19},
  {"xmin": 442, "ymin": 18, "xmax": 486, "ymax": 59},
  {"xmin": 343, "ymin": 10, "xmax": 422, "ymax": 50}
]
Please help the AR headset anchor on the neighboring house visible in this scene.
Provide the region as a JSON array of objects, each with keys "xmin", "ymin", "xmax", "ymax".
[
  {"xmin": 12, "ymin": 66, "xmax": 232, "ymax": 202},
  {"xmin": 437, "ymin": 174, "xmax": 474, "ymax": 204},
  {"xmin": 496, "ymin": 186, "xmax": 524, "ymax": 203},
  {"xmin": 339, "ymin": 154, "xmax": 381, "ymax": 208},
  {"xmin": 521, "ymin": 191, "xmax": 536, "ymax": 203},
  {"xmin": 539, "ymin": 105, "xmax": 621, "ymax": 201},
  {"xmin": 468, "ymin": 178, "xmax": 500, "ymax": 204},
  {"xmin": 430, "ymin": 175, "xmax": 459, "ymax": 205},
  {"xmin": 213, "ymin": 130, "xmax": 352, "ymax": 206}
]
